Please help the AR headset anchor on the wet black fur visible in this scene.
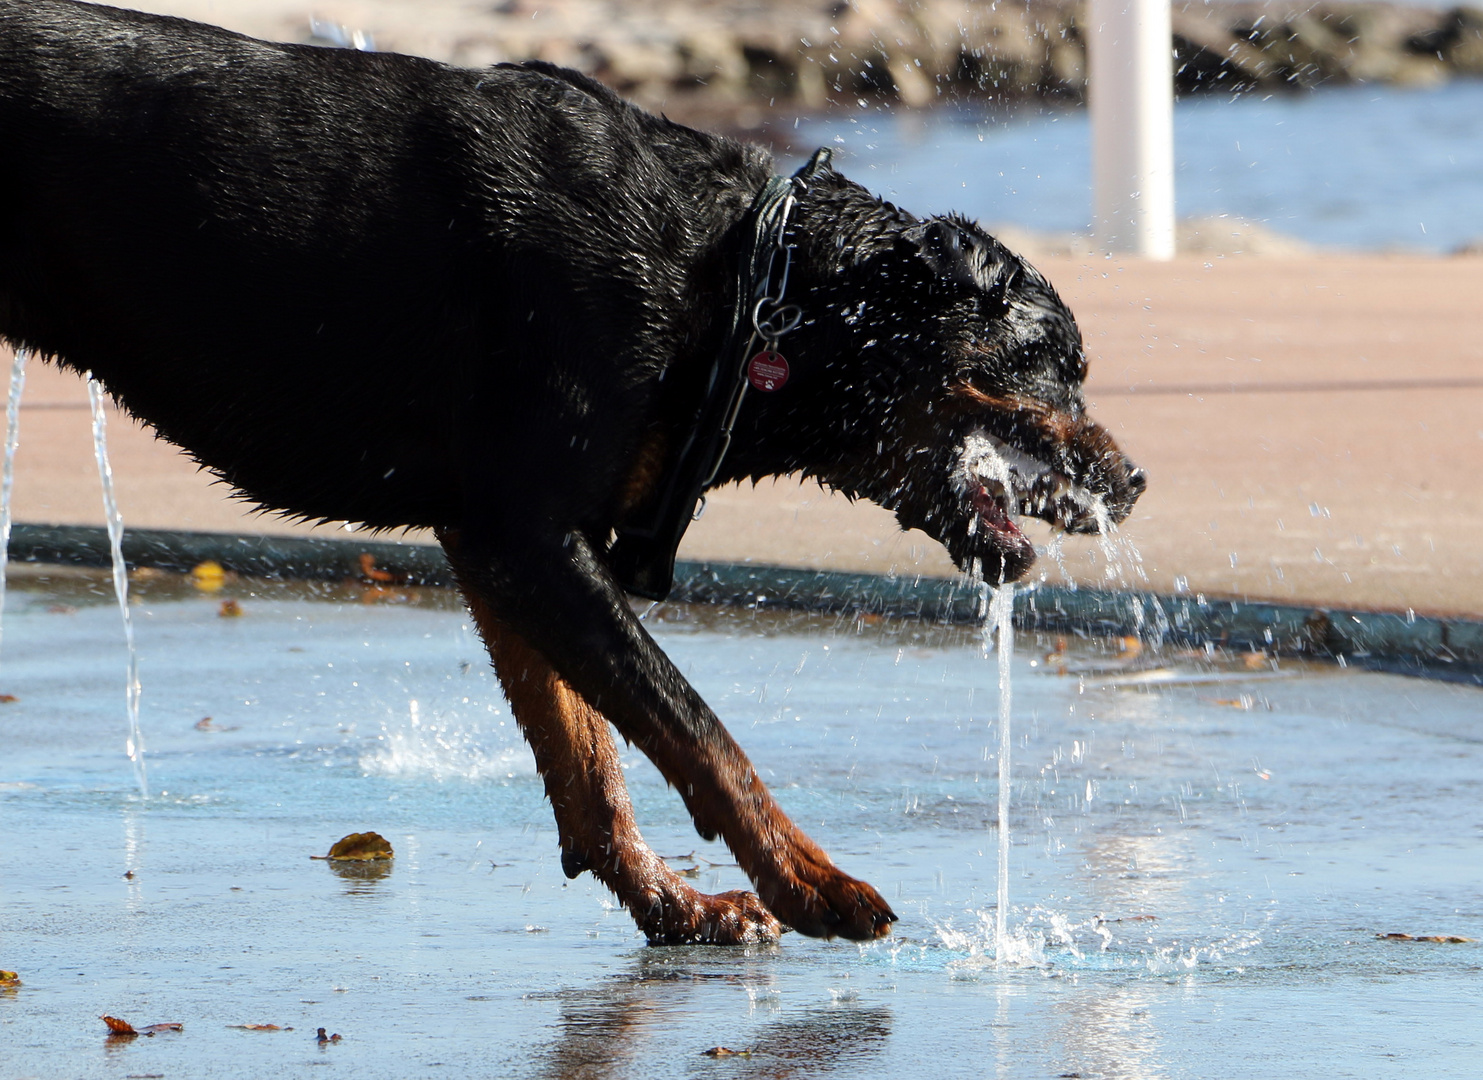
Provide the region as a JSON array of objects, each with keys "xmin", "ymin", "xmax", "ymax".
[{"xmin": 0, "ymin": 1, "xmax": 1142, "ymax": 912}]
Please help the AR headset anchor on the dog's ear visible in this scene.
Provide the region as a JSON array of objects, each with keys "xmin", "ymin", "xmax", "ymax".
[{"xmin": 906, "ymin": 218, "xmax": 1020, "ymax": 315}]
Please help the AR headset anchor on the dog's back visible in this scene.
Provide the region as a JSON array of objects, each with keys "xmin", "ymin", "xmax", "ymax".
[{"xmin": 0, "ymin": 0, "xmax": 768, "ymax": 528}]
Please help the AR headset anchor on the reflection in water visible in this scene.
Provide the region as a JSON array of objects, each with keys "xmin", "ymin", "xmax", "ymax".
[
  {"xmin": 328, "ymin": 858, "xmax": 394, "ymax": 895},
  {"xmin": 103, "ymin": 1031, "xmax": 138, "ymax": 1058},
  {"xmin": 1054, "ymin": 987, "xmax": 1167, "ymax": 1080},
  {"xmin": 1079, "ymin": 832, "xmax": 1191, "ymax": 917},
  {"xmin": 533, "ymin": 955, "xmax": 892, "ymax": 1080}
]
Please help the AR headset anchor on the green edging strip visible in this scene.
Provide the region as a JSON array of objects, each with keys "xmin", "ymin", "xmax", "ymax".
[
  {"xmin": 10, "ymin": 522, "xmax": 454, "ymax": 585},
  {"xmin": 11, "ymin": 523, "xmax": 1482, "ymax": 685}
]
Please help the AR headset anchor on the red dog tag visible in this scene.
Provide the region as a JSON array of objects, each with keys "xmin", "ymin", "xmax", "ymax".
[{"xmin": 746, "ymin": 351, "xmax": 790, "ymax": 392}]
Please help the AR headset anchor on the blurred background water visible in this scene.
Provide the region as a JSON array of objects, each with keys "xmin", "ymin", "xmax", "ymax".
[{"xmin": 798, "ymin": 80, "xmax": 1483, "ymax": 252}]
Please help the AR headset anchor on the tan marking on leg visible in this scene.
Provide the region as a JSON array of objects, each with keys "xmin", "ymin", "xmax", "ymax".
[{"xmin": 440, "ymin": 530, "xmax": 778, "ymax": 945}]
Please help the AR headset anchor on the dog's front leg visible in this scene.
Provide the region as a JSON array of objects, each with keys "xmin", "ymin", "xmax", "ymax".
[
  {"xmin": 445, "ymin": 534, "xmax": 779, "ymax": 944},
  {"xmin": 438, "ymin": 527, "xmax": 897, "ymax": 941}
]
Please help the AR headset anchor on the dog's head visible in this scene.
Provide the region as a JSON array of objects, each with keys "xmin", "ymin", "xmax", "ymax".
[{"xmin": 780, "ymin": 210, "xmax": 1146, "ymax": 585}]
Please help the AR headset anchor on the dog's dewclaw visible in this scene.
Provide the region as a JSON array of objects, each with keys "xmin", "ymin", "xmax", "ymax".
[{"xmin": 319, "ymin": 832, "xmax": 394, "ymax": 861}]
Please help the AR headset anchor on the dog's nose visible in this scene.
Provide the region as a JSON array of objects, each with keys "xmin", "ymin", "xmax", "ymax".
[{"xmin": 1126, "ymin": 465, "xmax": 1148, "ymax": 499}]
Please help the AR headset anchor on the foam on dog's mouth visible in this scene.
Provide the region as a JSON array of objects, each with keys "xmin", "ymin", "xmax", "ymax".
[{"xmin": 954, "ymin": 429, "xmax": 1100, "ymax": 559}]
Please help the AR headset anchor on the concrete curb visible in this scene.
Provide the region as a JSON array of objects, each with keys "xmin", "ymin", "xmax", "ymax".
[{"xmin": 10, "ymin": 523, "xmax": 1482, "ymax": 685}]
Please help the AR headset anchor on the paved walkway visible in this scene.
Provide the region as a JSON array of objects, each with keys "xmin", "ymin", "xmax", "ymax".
[{"xmin": 11, "ymin": 254, "xmax": 1483, "ymax": 617}]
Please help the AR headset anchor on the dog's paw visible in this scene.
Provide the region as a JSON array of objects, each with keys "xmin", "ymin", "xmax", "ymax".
[
  {"xmin": 761, "ymin": 863, "xmax": 898, "ymax": 941},
  {"xmin": 641, "ymin": 889, "xmax": 782, "ymax": 946}
]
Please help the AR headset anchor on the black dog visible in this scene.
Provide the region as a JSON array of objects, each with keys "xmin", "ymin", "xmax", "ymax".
[{"xmin": 0, "ymin": 0, "xmax": 1144, "ymax": 943}]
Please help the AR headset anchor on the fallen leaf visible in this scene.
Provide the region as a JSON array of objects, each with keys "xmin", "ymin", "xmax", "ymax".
[
  {"xmin": 0, "ymin": 970, "xmax": 20, "ymax": 988},
  {"xmin": 230, "ymin": 1023, "xmax": 291, "ymax": 1031},
  {"xmin": 218, "ymin": 599, "xmax": 243, "ymax": 617},
  {"xmin": 191, "ymin": 560, "xmax": 226, "ymax": 592},
  {"xmin": 314, "ymin": 831, "xmax": 394, "ymax": 862},
  {"xmin": 703, "ymin": 1047, "xmax": 751, "ymax": 1058},
  {"xmin": 0, "ymin": 694, "xmax": 16, "ymax": 704},
  {"xmin": 47, "ymin": 604, "xmax": 78, "ymax": 615},
  {"xmin": 316, "ymin": 1027, "xmax": 342, "ymax": 1043},
  {"xmin": 102, "ymin": 1016, "xmax": 182, "ymax": 1036},
  {"xmin": 194, "ymin": 717, "xmax": 239, "ymax": 732},
  {"xmin": 358, "ymin": 552, "xmax": 397, "ymax": 583}
]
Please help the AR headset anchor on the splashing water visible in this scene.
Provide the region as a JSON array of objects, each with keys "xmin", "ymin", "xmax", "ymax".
[
  {"xmin": 1088, "ymin": 498, "xmax": 1172, "ymax": 644},
  {"xmin": 0, "ymin": 348, "xmax": 28, "ymax": 666},
  {"xmin": 1091, "ymin": 499, "xmax": 1149, "ymax": 590},
  {"xmin": 88, "ymin": 376, "xmax": 147, "ymax": 799},
  {"xmin": 360, "ymin": 698, "xmax": 533, "ymax": 782}
]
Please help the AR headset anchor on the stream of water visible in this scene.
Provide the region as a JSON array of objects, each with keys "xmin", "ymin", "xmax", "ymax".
[
  {"xmin": 86, "ymin": 375, "xmax": 147, "ymax": 799},
  {"xmin": 0, "ymin": 347, "xmax": 26, "ymax": 666},
  {"xmin": 986, "ymin": 582, "xmax": 1014, "ymax": 963}
]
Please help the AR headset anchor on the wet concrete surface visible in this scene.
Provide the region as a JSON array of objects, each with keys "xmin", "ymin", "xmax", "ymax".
[{"xmin": 2, "ymin": 574, "xmax": 1480, "ymax": 1078}]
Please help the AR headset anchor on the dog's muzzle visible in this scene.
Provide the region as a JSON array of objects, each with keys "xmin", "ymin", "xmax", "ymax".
[{"xmin": 954, "ymin": 429, "xmax": 1146, "ymax": 582}]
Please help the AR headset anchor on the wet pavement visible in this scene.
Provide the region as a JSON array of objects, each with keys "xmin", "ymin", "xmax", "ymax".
[{"xmin": 3, "ymin": 572, "xmax": 1480, "ymax": 1078}]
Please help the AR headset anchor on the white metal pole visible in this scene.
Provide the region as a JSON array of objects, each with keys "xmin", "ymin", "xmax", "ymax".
[{"xmin": 1089, "ymin": 0, "xmax": 1176, "ymax": 258}]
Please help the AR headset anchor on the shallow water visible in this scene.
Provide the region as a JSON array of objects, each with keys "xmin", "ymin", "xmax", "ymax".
[
  {"xmin": 2, "ymin": 571, "xmax": 1480, "ymax": 1078},
  {"xmin": 797, "ymin": 80, "xmax": 1483, "ymax": 252}
]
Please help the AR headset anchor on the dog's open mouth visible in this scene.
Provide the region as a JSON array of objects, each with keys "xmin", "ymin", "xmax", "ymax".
[{"xmin": 956, "ymin": 429, "xmax": 1101, "ymax": 581}]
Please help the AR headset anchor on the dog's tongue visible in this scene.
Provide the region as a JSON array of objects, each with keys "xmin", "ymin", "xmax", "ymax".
[{"xmin": 971, "ymin": 483, "xmax": 1036, "ymax": 568}]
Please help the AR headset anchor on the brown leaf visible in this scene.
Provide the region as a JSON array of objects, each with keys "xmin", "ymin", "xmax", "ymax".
[
  {"xmin": 0, "ymin": 970, "xmax": 21, "ymax": 987},
  {"xmin": 358, "ymin": 553, "xmax": 397, "ymax": 583},
  {"xmin": 191, "ymin": 560, "xmax": 226, "ymax": 592},
  {"xmin": 218, "ymin": 599, "xmax": 243, "ymax": 618},
  {"xmin": 317, "ymin": 831, "xmax": 394, "ymax": 861},
  {"xmin": 703, "ymin": 1047, "xmax": 751, "ymax": 1058},
  {"xmin": 101, "ymin": 1016, "xmax": 181, "ymax": 1036},
  {"xmin": 0, "ymin": 694, "xmax": 17, "ymax": 704},
  {"xmin": 230, "ymin": 1023, "xmax": 290, "ymax": 1031},
  {"xmin": 316, "ymin": 1028, "xmax": 342, "ymax": 1043}
]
